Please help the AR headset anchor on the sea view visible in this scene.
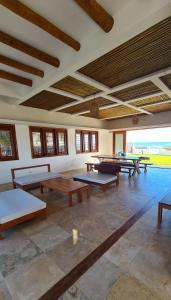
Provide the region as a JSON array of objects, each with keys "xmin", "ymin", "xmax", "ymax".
[{"xmin": 132, "ymin": 142, "xmax": 171, "ymax": 147}]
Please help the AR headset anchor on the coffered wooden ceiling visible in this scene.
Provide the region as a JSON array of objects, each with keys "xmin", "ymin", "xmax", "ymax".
[
  {"xmin": 132, "ymin": 94, "xmax": 170, "ymax": 107},
  {"xmin": 109, "ymin": 81, "xmax": 161, "ymax": 101},
  {"xmin": 51, "ymin": 76, "xmax": 101, "ymax": 97},
  {"xmin": 82, "ymin": 105, "xmax": 140, "ymax": 119},
  {"xmin": 160, "ymin": 74, "xmax": 171, "ymax": 90},
  {"xmin": 145, "ymin": 102, "xmax": 171, "ymax": 113},
  {"xmin": 1, "ymin": 1, "xmax": 171, "ymax": 122},
  {"xmin": 59, "ymin": 97, "xmax": 114, "ymax": 114},
  {"xmin": 21, "ymin": 91, "xmax": 76, "ymax": 111},
  {"xmin": 78, "ymin": 17, "xmax": 171, "ymax": 88}
]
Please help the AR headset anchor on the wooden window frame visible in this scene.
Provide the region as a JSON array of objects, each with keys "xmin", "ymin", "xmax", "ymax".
[
  {"xmin": 56, "ymin": 129, "xmax": 68, "ymax": 156},
  {"xmin": 0, "ymin": 124, "xmax": 19, "ymax": 161},
  {"xmin": 75, "ymin": 130, "xmax": 98, "ymax": 154},
  {"xmin": 82, "ymin": 130, "xmax": 91, "ymax": 153},
  {"xmin": 29, "ymin": 126, "xmax": 68, "ymax": 158},
  {"xmin": 113, "ymin": 130, "xmax": 127, "ymax": 155},
  {"xmin": 75, "ymin": 130, "xmax": 83, "ymax": 154},
  {"xmin": 90, "ymin": 131, "xmax": 99, "ymax": 152}
]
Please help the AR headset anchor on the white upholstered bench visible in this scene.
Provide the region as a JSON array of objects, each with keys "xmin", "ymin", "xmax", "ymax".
[
  {"xmin": 0, "ymin": 189, "xmax": 46, "ymax": 239},
  {"xmin": 73, "ymin": 172, "xmax": 119, "ymax": 190},
  {"xmin": 11, "ymin": 164, "xmax": 60, "ymax": 190}
]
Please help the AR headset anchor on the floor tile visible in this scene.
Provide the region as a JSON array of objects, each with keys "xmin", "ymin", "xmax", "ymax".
[
  {"xmin": 104, "ymin": 237, "xmax": 141, "ymax": 269},
  {"xmin": 6, "ymin": 254, "xmax": 64, "ymax": 300},
  {"xmin": 29, "ymin": 224, "xmax": 70, "ymax": 251},
  {"xmin": 0, "ymin": 281, "xmax": 12, "ymax": 300},
  {"xmin": 0, "ymin": 232, "xmax": 41, "ymax": 277},
  {"xmin": 107, "ymin": 275, "xmax": 161, "ymax": 300},
  {"xmin": 47, "ymin": 236, "xmax": 95, "ymax": 273},
  {"xmin": 59, "ymin": 285, "xmax": 90, "ymax": 300},
  {"xmin": 128, "ymin": 248, "xmax": 171, "ymax": 300},
  {"xmin": 77, "ymin": 257, "xmax": 122, "ymax": 300}
]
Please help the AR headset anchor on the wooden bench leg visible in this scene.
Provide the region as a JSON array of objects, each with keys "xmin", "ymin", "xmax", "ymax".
[
  {"xmin": 144, "ymin": 165, "xmax": 147, "ymax": 173},
  {"xmin": 158, "ymin": 203, "xmax": 163, "ymax": 225},
  {"xmin": 68, "ymin": 193, "xmax": 73, "ymax": 207},
  {"xmin": 39, "ymin": 209, "xmax": 47, "ymax": 220},
  {"xmin": 0, "ymin": 229, "xmax": 5, "ymax": 240},
  {"xmin": 40, "ymin": 185, "xmax": 43, "ymax": 194},
  {"xmin": 77, "ymin": 191, "xmax": 82, "ymax": 203},
  {"xmin": 86, "ymin": 188, "xmax": 90, "ymax": 199}
]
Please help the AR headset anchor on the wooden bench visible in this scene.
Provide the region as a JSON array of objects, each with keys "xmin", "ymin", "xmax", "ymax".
[
  {"xmin": 0, "ymin": 189, "xmax": 46, "ymax": 239},
  {"xmin": 85, "ymin": 162, "xmax": 99, "ymax": 172},
  {"xmin": 139, "ymin": 163, "xmax": 153, "ymax": 172},
  {"xmin": 11, "ymin": 164, "xmax": 60, "ymax": 190},
  {"xmin": 158, "ymin": 192, "xmax": 171, "ymax": 225}
]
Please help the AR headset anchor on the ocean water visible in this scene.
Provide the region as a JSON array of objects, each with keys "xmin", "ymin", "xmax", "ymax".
[{"xmin": 128, "ymin": 142, "xmax": 171, "ymax": 147}]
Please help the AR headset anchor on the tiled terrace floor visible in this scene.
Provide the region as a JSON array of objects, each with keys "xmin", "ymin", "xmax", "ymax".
[{"xmin": 0, "ymin": 167, "xmax": 171, "ymax": 299}]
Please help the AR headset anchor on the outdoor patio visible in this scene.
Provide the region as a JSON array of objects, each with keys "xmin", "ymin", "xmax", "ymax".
[{"xmin": 0, "ymin": 167, "xmax": 171, "ymax": 300}]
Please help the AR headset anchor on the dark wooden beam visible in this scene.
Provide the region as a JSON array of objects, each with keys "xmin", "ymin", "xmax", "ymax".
[
  {"xmin": 0, "ymin": 70, "xmax": 32, "ymax": 86},
  {"xmin": 0, "ymin": 31, "xmax": 60, "ymax": 67},
  {"xmin": 0, "ymin": 54, "xmax": 44, "ymax": 77},
  {"xmin": 0, "ymin": 0, "xmax": 80, "ymax": 51},
  {"xmin": 74, "ymin": 0, "xmax": 114, "ymax": 32}
]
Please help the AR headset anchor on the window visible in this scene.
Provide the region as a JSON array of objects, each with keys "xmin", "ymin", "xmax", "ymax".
[
  {"xmin": 0, "ymin": 124, "xmax": 18, "ymax": 161},
  {"xmin": 44, "ymin": 129, "xmax": 56, "ymax": 156},
  {"xmin": 75, "ymin": 130, "xmax": 98, "ymax": 153},
  {"xmin": 57, "ymin": 130, "xmax": 68, "ymax": 155},
  {"xmin": 29, "ymin": 126, "xmax": 68, "ymax": 158},
  {"xmin": 82, "ymin": 131, "xmax": 90, "ymax": 152},
  {"xmin": 90, "ymin": 132, "xmax": 98, "ymax": 152},
  {"xmin": 75, "ymin": 130, "xmax": 82, "ymax": 153}
]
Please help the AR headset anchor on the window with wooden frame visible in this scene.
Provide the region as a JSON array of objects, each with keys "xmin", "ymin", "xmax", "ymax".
[
  {"xmin": 0, "ymin": 124, "xmax": 18, "ymax": 161},
  {"xmin": 90, "ymin": 131, "xmax": 98, "ymax": 152},
  {"xmin": 75, "ymin": 130, "xmax": 98, "ymax": 153},
  {"xmin": 56, "ymin": 129, "xmax": 68, "ymax": 155},
  {"xmin": 82, "ymin": 131, "xmax": 90, "ymax": 153},
  {"xmin": 75, "ymin": 130, "xmax": 82, "ymax": 153},
  {"xmin": 29, "ymin": 126, "xmax": 68, "ymax": 158}
]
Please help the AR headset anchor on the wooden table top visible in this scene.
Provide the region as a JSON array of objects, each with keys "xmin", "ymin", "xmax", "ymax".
[{"xmin": 41, "ymin": 177, "xmax": 89, "ymax": 193}]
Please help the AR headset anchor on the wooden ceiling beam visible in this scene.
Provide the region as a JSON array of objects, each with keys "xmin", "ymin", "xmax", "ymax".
[
  {"xmin": 0, "ymin": 31, "xmax": 60, "ymax": 67},
  {"xmin": 0, "ymin": 0, "xmax": 80, "ymax": 51},
  {"xmin": 0, "ymin": 54, "xmax": 44, "ymax": 77},
  {"xmin": 74, "ymin": 0, "xmax": 114, "ymax": 32},
  {"xmin": 0, "ymin": 70, "xmax": 32, "ymax": 86}
]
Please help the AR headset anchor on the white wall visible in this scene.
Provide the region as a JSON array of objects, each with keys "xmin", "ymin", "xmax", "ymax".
[{"xmin": 0, "ymin": 122, "xmax": 111, "ymax": 183}]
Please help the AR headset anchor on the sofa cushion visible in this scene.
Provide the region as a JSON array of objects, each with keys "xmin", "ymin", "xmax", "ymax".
[
  {"xmin": 95, "ymin": 162, "xmax": 121, "ymax": 174},
  {"xmin": 0, "ymin": 189, "xmax": 46, "ymax": 224},
  {"xmin": 73, "ymin": 172, "xmax": 117, "ymax": 185},
  {"xmin": 14, "ymin": 172, "xmax": 60, "ymax": 186}
]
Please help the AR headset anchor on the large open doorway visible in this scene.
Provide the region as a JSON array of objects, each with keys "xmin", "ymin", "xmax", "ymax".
[{"xmin": 126, "ymin": 127, "xmax": 171, "ymax": 166}]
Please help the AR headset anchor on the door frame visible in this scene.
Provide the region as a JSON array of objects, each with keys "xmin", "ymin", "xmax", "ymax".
[{"xmin": 113, "ymin": 130, "xmax": 127, "ymax": 154}]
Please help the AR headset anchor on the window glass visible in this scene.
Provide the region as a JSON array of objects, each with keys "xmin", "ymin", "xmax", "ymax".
[
  {"xmin": 91, "ymin": 133, "xmax": 97, "ymax": 151},
  {"xmin": 0, "ymin": 125, "xmax": 18, "ymax": 161},
  {"xmin": 83, "ymin": 133, "xmax": 90, "ymax": 152},
  {"xmin": 45, "ymin": 131, "xmax": 55, "ymax": 155},
  {"xmin": 32, "ymin": 131, "xmax": 43, "ymax": 156},
  {"xmin": 76, "ymin": 132, "xmax": 82, "ymax": 153},
  {"xmin": 58, "ymin": 132, "xmax": 66, "ymax": 153}
]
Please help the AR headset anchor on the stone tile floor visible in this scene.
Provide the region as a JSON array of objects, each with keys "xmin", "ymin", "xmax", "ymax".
[{"xmin": 0, "ymin": 167, "xmax": 171, "ymax": 299}]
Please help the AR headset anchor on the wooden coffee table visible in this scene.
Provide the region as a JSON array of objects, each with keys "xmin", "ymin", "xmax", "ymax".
[{"xmin": 40, "ymin": 177, "xmax": 89, "ymax": 207}]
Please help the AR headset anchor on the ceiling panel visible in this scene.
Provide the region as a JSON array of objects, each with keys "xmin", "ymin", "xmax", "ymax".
[
  {"xmin": 51, "ymin": 76, "xmax": 101, "ymax": 97},
  {"xmin": 144, "ymin": 102, "xmax": 171, "ymax": 113},
  {"xmin": 78, "ymin": 17, "xmax": 171, "ymax": 87},
  {"xmin": 131, "ymin": 94, "xmax": 169, "ymax": 107},
  {"xmin": 21, "ymin": 90, "xmax": 76, "ymax": 110},
  {"xmin": 59, "ymin": 97, "xmax": 114, "ymax": 114},
  {"xmin": 82, "ymin": 105, "xmax": 140, "ymax": 119},
  {"xmin": 160, "ymin": 74, "xmax": 171, "ymax": 89},
  {"xmin": 109, "ymin": 81, "xmax": 161, "ymax": 101}
]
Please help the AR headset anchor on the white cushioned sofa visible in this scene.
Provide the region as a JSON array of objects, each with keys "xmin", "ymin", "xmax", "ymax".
[
  {"xmin": 0, "ymin": 189, "xmax": 46, "ymax": 239},
  {"xmin": 11, "ymin": 164, "xmax": 60, "ymax": 190}
]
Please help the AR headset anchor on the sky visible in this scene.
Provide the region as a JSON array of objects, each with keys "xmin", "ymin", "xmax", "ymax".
[{"xmin": 127, "ymin": 127, "xmax": 171, "ymax": 143}]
